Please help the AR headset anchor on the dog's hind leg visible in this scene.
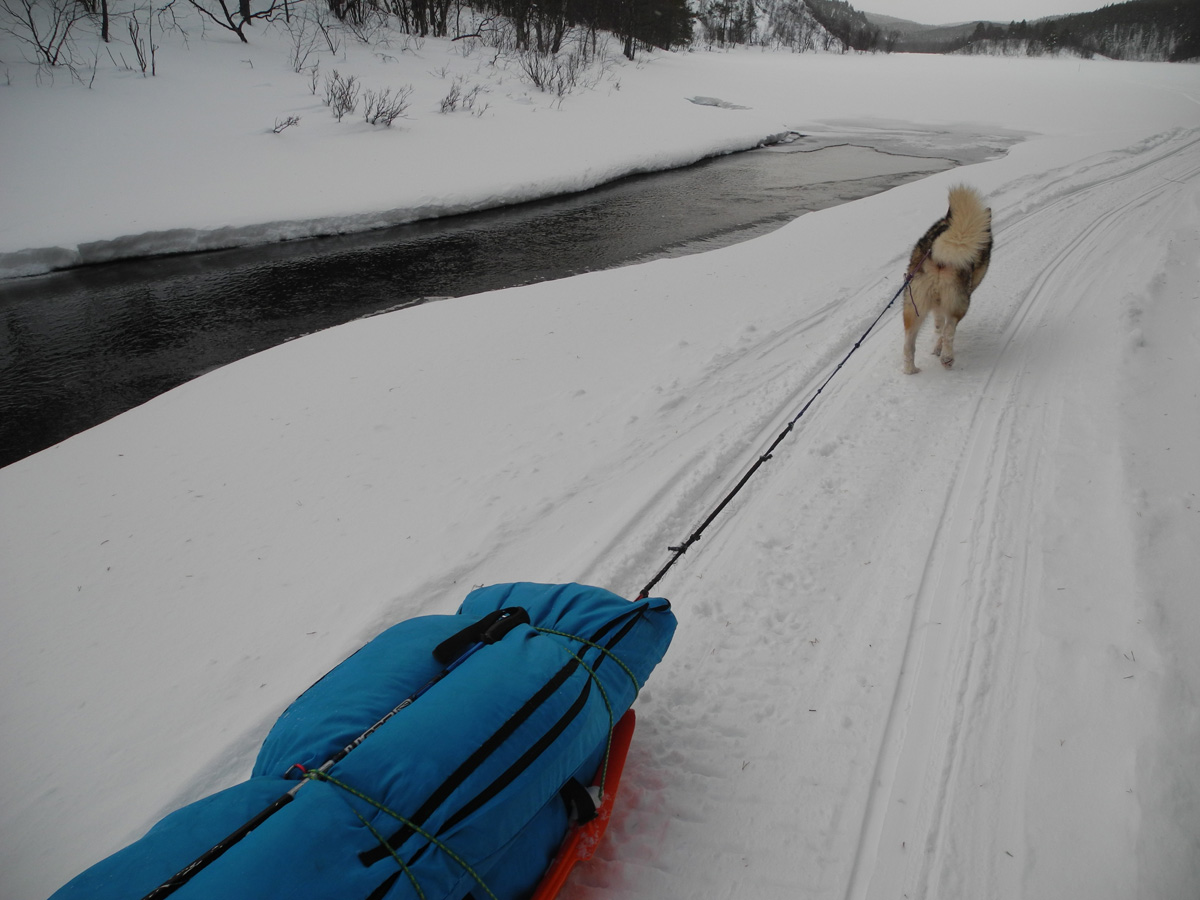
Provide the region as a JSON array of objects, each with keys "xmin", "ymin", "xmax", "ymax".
[
  {"xmin": 902, "ymin": 295, "xmax": 925, "ymax": 375},
  {"xmin": 938, "ymin": 278, "xmax": 973, "ymax": 369},
  {"xmin": 937, "ymin": 314, "xmax": 961, "ymax": 368},
  {"xmin": 932, "ymin": 308, "xmax": 947, "ymax": 357}
]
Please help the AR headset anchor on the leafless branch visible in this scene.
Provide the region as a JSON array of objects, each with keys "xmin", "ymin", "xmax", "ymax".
[
  {"xmin": 0, "ymin": 0, "xmax": 86, "ymax": 66},
  {"xmin": 272, "ymin": 114, "xmax": 301, "ymax": 133}
]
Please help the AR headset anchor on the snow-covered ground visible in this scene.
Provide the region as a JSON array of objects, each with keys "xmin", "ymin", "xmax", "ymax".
[{"xmin": 2, "ymin": 16, "xmax": 1199, "ymax": 900}]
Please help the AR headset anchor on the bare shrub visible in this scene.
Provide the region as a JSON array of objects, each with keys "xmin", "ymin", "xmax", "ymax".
[
  {"xmin": 272, "ymin": 114, "xmax": 301, "ymax": 133},
  {"xmin": 441, "ymin": 77, "xmax": 485, "ymax": 113},
  {"xmin": 518, "ymin": 48, "xmax": 591, "ymax": 98},
  {"xmin": 462, "ymin": 82, "xmax": 484, "ymax": 110},
  {"xmin": 316, "ymin": 14, "xmax": 341, "ymax": 54},
  {"xmin": 438, "ymin": 79, "xmax": 461, "ymax": 112},
  {"xmin": 285, "ymin": 8, "xmax": 322, "ymax": 71},
  {"xmin": 518, "ymin": 48, "xmax": 553, "ymax": 90},
  {"xmin": 362, "ymin": 85, "xmax": 411, "ymax": 126},
  {"xmin": 323, "ymin": 68, "xmax": 360, "ymax": 121},
  {"xmin": 127, "ymin": 10, "xmax": 157, "ymax": 76}
]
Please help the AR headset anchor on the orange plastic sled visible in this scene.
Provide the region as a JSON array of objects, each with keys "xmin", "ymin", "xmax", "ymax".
[{"xmin": 530, "ymin": 709, "xmax": 637, "ymax": 900}]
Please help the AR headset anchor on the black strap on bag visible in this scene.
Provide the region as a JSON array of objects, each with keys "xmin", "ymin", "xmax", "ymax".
[{"xmin": 433, "ymin": 607, "xmax": 531, "ymax": 664}]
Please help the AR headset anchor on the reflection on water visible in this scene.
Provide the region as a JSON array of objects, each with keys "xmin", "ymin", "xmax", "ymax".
[{"xmin": 0, "ymin": 144, "xmax": 952, "ymax": 467}]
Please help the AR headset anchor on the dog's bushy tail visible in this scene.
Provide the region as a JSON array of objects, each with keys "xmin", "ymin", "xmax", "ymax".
[{"xmin": 931, "ymin": 185, "xmax": 991, "ymax": 269}]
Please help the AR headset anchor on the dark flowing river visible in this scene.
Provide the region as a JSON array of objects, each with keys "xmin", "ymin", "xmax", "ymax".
[{"xmin": 0, "ymin": 142, "xmax": 956, "ymax": 467}]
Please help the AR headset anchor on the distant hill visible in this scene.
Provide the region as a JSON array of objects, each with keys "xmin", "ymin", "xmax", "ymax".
[
  {"xmin": 868, "ymin": 16, "xmax": 979, "ymax": 52},
  {"xmin": 862, "ymin": 0, "xmax": 1197, "ymax": 60},
  {"xmin": 691, "ymin": 0, "xmax": 1195, "ymax": 60},
  {"xmin": 862, "ymin": 13, "xmax": 983, "ymax": 52},
  {"xmin": 861, "ymin": 12, "xmax": 927, "ymax": 34},
  {"xmin": 1014, "ymin": 0, "xmax": 1199, "ymax": 61}
]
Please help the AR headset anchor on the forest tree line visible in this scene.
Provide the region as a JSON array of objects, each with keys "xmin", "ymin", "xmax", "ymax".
[
  {"xmin": 963, "ymin": 0, "xmax": 1199, "ymax": 62},
  {"xmin": 692, "ymin": 0, "xmax": 1197, "ymax": 60},
  {"xmin": 326, "ymin": 0, "xmax": 691, "ymax": 56},
  {"xmin": 3, "ymin": 0, "xmax": 1194, "ymax": 75},
  {"xmin": 881, "ymin": 0, "xmax": 1197, "ymax": 61},
  {"xmin": 0, "ymin": 0, "xmax": 691, "ymax": 65}
]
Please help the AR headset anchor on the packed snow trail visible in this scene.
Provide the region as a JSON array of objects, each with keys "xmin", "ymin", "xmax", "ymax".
[
  {"xmin": 579, "ymin": 128, "xmax": 1200, "ymax": 900},
  {"xmin": 843, "ymin": 128, "xmax": 1200, "ymax": 900}
]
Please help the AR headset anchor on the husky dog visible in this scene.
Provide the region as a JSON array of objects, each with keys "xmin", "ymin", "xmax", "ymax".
[{"xmin": 902, "ymin": 186, "xmax": 993, "ymax": 373}]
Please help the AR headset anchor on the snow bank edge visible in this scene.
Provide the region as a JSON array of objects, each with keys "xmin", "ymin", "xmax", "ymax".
[{"xmin": 0, "ymin": 131, "xmax": 794, "ymax": 281}]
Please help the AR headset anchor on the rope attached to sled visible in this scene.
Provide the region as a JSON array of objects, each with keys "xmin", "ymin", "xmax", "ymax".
[{"xmin": 636, "ymin": 261, "xmax": 927, "ymax": 601}]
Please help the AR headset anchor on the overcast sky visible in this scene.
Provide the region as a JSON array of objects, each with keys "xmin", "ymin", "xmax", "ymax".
[{"xmin": 859, "ymin": 0, "xmax": 1103, "ymax": 25}]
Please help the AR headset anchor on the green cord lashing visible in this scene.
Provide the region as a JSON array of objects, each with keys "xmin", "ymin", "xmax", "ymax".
[
  {"xmin": 532, "ymin": 627, "xmax": 643, "ymax": 696},
  {"xmin": 303, "ymin": 770, "xmax": 499, "ymax": 900},
  {"xmin": 533, "ymin": 626, "xmax": 642, "ymax": 797},
  {"xmin": 349, "ymin": 806, "xmax": 426, "ymax": 900}
]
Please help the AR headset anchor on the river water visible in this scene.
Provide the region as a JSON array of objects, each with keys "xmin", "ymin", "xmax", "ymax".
[{"xmin": 0, "ymin": 142, "xmax": 955, "ymax": 467}]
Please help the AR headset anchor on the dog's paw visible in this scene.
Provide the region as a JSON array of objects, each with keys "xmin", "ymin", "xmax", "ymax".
[
  {"xmin": 940, "ymin": 356, "xmax": 955, "ymax": 369},
  {"xmin": 932, "ymin": 340, "xmax": 943, "ymax": 355},
  {"xmin": 904, "ymin": 362, "xmax": 920, "ymax": 375}
]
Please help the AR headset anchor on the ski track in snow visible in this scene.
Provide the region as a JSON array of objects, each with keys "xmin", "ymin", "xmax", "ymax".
[
  {"xmin": 846, "ymin": 129, "xmax": 1200, "ymax": 900},
  {"xmin": 557, "ymin": 129, "xmax": 1200, "ymax": 899}
]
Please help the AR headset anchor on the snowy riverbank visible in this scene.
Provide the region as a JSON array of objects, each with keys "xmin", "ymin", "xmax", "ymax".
[
  {"xmin": 0, "ymin": 21, "xmax": 1182, "ymax": 278},
  {"xmin": 1, "ymin": 23, "xmax": 791, "ymax": 279},
  {"xmin": 2, "ymin": 26, "xmax": 1199, "ymax": 900}
]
